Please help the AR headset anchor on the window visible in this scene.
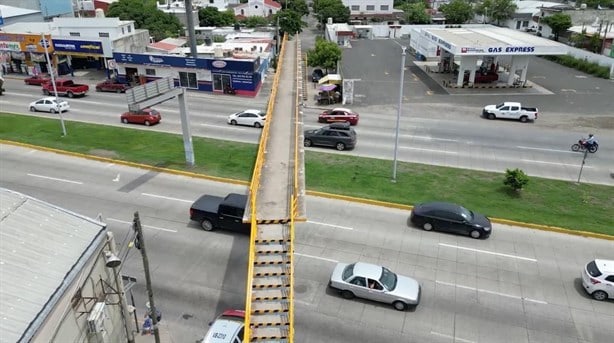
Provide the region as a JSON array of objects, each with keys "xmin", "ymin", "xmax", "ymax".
[
  {"xmin": 122, "ymin": 27, "xmax": 125, "ymax": 35},
  {"xmin": 99, "ymin": 32, "xmax": 109, "ymax": 38},
  {"xmin": 69, "ymin": 32, "xmax": 80, "ymax": 37},
  {"xmin": 128, "ymin": 26, "xmax": 132, "ymax": 33},
  {"xmin": 351, "ymin": 5, "xmax": 359, "ymax": 10},
  {"xmin": 179, "ymin": 71, "xmax": 198, "ymax": 89},
  {"xmin": 381, "ymin": 5, "xmax": 389, "ymax": 11},
  {"xmin": 605, "ymin": 275, "xmax": 614, "ymax": 282},
  {"xmin": 366, "ymin": 5, "xmax": 375, "ymax": 11},
  {"xmin": 145, "ymin": 68, "xmax": 156, "ymax": 76},
  {"xmin": 350, "ymin": 277, "xmax": 366, "ymax": 287},
  {"xmin": 522, "ymin": 21, "xmax": 529, "ymax": 27}
]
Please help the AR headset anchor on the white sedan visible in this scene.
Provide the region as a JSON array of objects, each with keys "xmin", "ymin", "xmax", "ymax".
[
  {"xmin": 227, "ymin": 109, "xmax": 266, "ymax": 128},
  {"xmin": 29, "ymin": 97, "xmax": 70, "ymax": 113}
]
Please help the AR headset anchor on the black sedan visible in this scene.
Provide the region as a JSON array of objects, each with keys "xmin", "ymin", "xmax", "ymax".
[{"xmin": 409, "ymin": 202, "xmax": 492, "ymax": 239}]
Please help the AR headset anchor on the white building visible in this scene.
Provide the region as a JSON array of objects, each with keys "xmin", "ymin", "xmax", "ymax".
[
  {"xmin": 343, "ymin": 0, "xmax": 393, "ymax": 15},
  {"xmin": 233, "ymin": 0, "xmax": 281, "ymax": 19}
]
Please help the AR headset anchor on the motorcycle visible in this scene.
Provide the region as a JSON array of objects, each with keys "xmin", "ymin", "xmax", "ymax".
[{"xmin": 571, "ymin": 139, "xmax": 599, "ymax": 153}]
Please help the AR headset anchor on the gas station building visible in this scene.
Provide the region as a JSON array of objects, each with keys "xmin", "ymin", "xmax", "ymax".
[{"xmin": 409, "ymin": 25, "xmax": 569, "ymax": 87}]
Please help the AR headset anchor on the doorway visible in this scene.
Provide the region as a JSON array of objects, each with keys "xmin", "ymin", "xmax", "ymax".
[
  {"xmin": 212, "ymin": 74, "xmax": 231, "ymax": 92},
  {"xmin": 125, "ymin": 67, "xmax": 138, "ymax": 84}
]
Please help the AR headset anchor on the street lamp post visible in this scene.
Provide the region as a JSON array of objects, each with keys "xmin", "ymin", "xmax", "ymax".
[
  {"xmin": 41, "ymin": 32, "xmax": 67, "ymax": 136},
  {"xmin": 392, "ymin": 46, "xmax": 407, "ymax": 182}
]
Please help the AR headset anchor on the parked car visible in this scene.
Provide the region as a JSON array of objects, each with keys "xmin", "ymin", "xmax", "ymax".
[
  {"xmin": 42, "ymin": 79, "xmax": 89, "ymax": 98},
  {"xmin": 202, "ymin": 309, "xmax": 245, "ymax": 343},
  {"xmin": 29, "ymin": 97, "xmax": 70, "ymax": 113},
  {"xmin": 312, "ymin": 68, "xmax": 324, "ymax": 82},
  {"xmin": 318, "ymin": 108, "xmax": 359, "ymax": 125},
  {"xmin": 581, "ymin": 259, "xmax": 614, "ymax": 301},
  {"xmin": 120, "ymin": 108, "xmax": 161, "ymax": 126},
  {"xmin": 304, "ymin": 122, "xmax": 357, "ymax": 151},
  {"xmin": 409, "ymin": 202, "xmax": 492, "ymax": 239},
  {"xmin": 482, "ymin": 102, "xmax": 538, "ymax": 122},
  {"xmin": 24, "ymin": 75, "xmax": 51, "ymax": 86},
  {"xmin": 96, "ymin": 79, "xmax": 131, "ymax": 93},
  {"xmin": 329, "ymin": 262, "xmax": 420, "ymax": 311},
  {"xmin": 227, "ymin": 109, "xmax": 266, "ymax": 128}
]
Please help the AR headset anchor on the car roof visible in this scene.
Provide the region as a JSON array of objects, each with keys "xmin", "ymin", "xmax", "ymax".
[
  {"xmin": 327, "ymin": 122, "xmax": 351, "ymax": 130},
  {"xmin": 593, "ymin": 259, "xmax": 614, "ymax": 274},
  {"xmin": 204, "ymin": 310, "xmax": 244, "ymax": 343},
  {"xmin": 352, "ymin": 262, "xmax": 383, "ymax": 280},
  {"xmin": 38, "ymin": 97, "xmax": 62, "ymax": 102},
  {"xmin": 332, "ymin": 108, "xmax": 353, "ymax": 112},
  {"xmin": 241, "ymin": 109, "xmax": 264, "ymax": 115},
  {"xmin": 416, "ymin": 201, "xmax": 464, "ymax": 214}
]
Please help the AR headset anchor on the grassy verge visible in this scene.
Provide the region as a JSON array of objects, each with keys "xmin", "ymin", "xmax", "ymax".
[{"xmin": 1, "ymin": 113, "xmax": 612, "ymax": 235}]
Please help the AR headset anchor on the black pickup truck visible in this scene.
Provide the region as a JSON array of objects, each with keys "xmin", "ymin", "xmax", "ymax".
[{"xmin": 189, "ymin": 193, "xmax": 250, "ymax": 233}]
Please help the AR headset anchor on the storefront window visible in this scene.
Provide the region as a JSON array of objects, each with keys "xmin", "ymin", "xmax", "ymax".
[{"xmin": 179, "ymin": 71, "xmax": 198, "ymax": 89}]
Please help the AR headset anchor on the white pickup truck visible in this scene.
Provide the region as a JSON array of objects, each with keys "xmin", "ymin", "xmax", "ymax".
[{"xmin": 482, "ymin": 102, "xmax": 538, "ymax": 122}]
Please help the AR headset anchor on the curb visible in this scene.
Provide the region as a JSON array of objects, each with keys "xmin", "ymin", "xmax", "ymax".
[{"xmin": 2, "ymin": 139, "xmax": 612, "ymax": 241}]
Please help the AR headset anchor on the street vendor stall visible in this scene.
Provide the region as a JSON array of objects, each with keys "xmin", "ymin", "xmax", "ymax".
[{"xmin": 316, "ymin": 83, "xmax": 341, "ymax": 105}]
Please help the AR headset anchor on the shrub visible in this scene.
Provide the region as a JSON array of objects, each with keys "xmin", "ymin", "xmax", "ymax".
[
  {"xmin": 504, "ymin": 168, "xmax": 529, "ymax": 192},
  {"xmin": 541, "ymin": 55, "xmax": 611, "ymax": 79}
]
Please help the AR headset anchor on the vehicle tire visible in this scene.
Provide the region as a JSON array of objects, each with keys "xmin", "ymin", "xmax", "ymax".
[
  {"xmin": 318, "ymin": 118, "xmax": 326, "ymax": 123},
  {"xmin": 335, "ymin": 142, "xmax": 346, "ymax": 151},
  {"xmin": 423, "ymin": 222, "xmax": 433, "ymax": 231},
  {"xmin": 30, "ymin": 106, "xmax": 37, "ymax": 112},
  {"xmin": 304, "ymin": 139, "xmax": 312, "ymax": 147},
  {"xmin": 67, "ymin": 91, "xmax": 74, "ymax": 98},
  {"xmin": 254, "ymin": 122, "xmax": 262, "ymax": 128},
  {"xmin": 43, "ymin": 89, "xmax": 50, "ymax": 95},
  {"xmin": 393, "ymin": 301, "xmax": 407, "ymax": 311},
  {"xmin": 230, "ymin": 120, "xmax": 237, "ymax": 125},
  {"xmin": 519, "ymin": 116, "xmax": 528, "ymax": 123},
  {"xmin": 50, "ymin": 108, "xmax": 57, "ymax": 114},
  {"xmin": 200, "ymin": 219, "xmax": 214, "ymax": 231},
  {"xmin": 144, "ymin": 121, "xmax": 151, "ymax": 126},
  {"xmin": 96, "ymin": 87, "xmax": 101, "ymax": 92},
  {"xmin": 487, "ymin": 113, "xmax": 496, "ymax": 120},
  {"xmin": 122, "ymin": 118, "xmax": 129, "ymax": 124},
  {"xmin": 588, "ymin": 145, "xmax": 598, "ymax": 153},
  {"xmin": 571, "ymin": 144, "xmax": 581, "ymax": 152},
  {"xmin": 470, "ymin": 230, "xmax": 481, "ymax": 239},
  {"xmin": 340, "ymin": 290, "xmax": 354, "ymax": 299},
  {"xmin": 592, "ymin": 290, "xmax": 608, "ymax": 301}
]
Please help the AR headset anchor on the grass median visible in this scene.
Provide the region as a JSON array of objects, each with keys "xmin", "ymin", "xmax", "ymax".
[{"xmin": 1, "ymin": 113, "xmax": 612, "ymax": 236}]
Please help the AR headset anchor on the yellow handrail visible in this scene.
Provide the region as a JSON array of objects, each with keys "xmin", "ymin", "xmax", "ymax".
[{"xmin": 244, "ymin": 33, "xmax": 288, "ymax": 342}]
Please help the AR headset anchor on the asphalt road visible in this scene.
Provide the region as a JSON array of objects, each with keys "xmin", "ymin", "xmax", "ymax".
[
  {"xmin": 2, "ymin": 77, "xmax": 613, "ymax": 185},
  {"xmin": 1, "ymin": 144, "xmax": 613, "ymax": 343}
]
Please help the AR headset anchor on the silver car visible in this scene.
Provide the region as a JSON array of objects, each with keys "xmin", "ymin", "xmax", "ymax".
[{"xmin": 329, "ymin": 262, "xmax": 420, "ymax": 311}]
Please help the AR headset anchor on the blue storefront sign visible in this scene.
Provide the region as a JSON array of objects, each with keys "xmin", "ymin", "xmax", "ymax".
[
  {"xmin": 53, "ymin": 39, "xmax": 104, "ymax": 55},
  {"xmin": 113, "ymin": 52, "xmax": 208, "ymax": 69}
]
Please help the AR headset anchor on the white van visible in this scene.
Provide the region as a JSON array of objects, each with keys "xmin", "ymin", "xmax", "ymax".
[{"xmin": 581, "ymin": 259, "xmax": 614, "ymax": 301}]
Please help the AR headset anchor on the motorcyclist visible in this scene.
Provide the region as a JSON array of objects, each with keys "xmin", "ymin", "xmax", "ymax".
[{"xmin": 584, "ymin": 134, "xmax": 597, "ymax": 148}]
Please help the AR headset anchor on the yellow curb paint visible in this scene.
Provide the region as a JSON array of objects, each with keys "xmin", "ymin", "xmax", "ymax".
[{"xmin": 2, "ymin": 140, "xmax": 612, "ymax": 240}]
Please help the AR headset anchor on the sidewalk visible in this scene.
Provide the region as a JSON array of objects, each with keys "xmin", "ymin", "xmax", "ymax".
[{"xmin": 133, "ymin": 320, "xmax": 173, "ymax": 343}]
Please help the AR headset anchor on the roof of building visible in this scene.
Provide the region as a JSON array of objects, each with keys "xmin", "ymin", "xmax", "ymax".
[
  {"xmin": 0, "ymin": 22, "xmax": 56, "ymax": 34},
  {"xmin": 0, "ymin": 188, "xmax": 107, "ymax": 342},
  {"xmin": 235, "ymin": 0, "xmax": 282, "ymax": 9},
  {"xmin": 513, "ymin": 0, "xmax": 572, "ymax": 15},
  {"xmin": 0, "ymin": 4, "xmax": 40, "ymax": 17}
]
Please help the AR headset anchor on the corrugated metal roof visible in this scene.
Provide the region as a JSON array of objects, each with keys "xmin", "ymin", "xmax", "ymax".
[{"xmin": 0, "ymin": 188, "xmax": 106, "ymax": 343}]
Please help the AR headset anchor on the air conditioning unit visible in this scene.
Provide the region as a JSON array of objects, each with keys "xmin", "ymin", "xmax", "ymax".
[{"xmin": 87, "ymin": 302, "xmax": 110, "ymax": 343}]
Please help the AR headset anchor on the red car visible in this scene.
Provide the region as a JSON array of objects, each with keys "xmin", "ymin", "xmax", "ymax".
[
  {"xmin": 318, "ymin": 107, "xmax": 359, "ymax": 125},
  {"xmin": 120, "ymin": 108, "xmax": 161, "ymax": 126},
  {"xmin": 24, "ymin": 75, "xmax": 51, "ymax": 86},
  {"xmin": 96, "ymin": 79, "xmax": 131, "ymax": 93}
]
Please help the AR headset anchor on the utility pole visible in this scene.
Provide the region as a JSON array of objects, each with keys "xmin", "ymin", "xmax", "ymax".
[
  {"xmin": 41, "ymin": 32, "xmax": 67, "ymax": 136},
  {"xmin": 392, "ymin": 46, "xmax": 407, "ymax": 182},
  {"xmin": 133, "ymin": 212, "xmax": 161, "ymax": 343},
  {"xmin": 184, "ymin": 0, "xmax": 198, "ymax": 57}
]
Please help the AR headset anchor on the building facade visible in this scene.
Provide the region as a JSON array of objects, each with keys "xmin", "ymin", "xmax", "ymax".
[{"xmin": 233, "ymin": 0, "xmax": 281, "ymax": 19}]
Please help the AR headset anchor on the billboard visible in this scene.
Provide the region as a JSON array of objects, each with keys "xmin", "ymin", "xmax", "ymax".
[
  {"xmin": 53, "ymin": 39, "xmax": 104, "ymax": 56},
  {"xmin": 40, "ymin": 0, "xmax": 74, "ymax": 18},
  {"xmin": 0, "ymin": 33, "xmax": 54, "ymax": 53}
]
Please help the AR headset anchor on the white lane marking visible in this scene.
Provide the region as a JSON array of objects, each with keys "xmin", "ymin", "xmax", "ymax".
[
  {"xmin": 141, "ymin": 193, "xmax": 193, "ymax": 203},
  {"xmin": 436, "ymin": 280, "xmax": 548, "ymax": 305},
  {"xmin": 400, "ymin": 146, "xmax": 459, "ymax": 154},
  {"xmin": 113, "ymin": 174, "xmax": 120, "ymax": 182},
  {"xmin": 294, "ymin": 253, "xmax": 338, "ymax": 263},
  {"xmin": 105, "ymin": 163, "xmax": 116, "ymax": 168},
  {"xmin": 521, "ymin": 159, "xmax": 594, "ymax": 168},
  {"xmin": 438, "ymin": 243, "xmax": 537, "ymax": 262},
  {"xmin": 307, "ymin": 220, "xmax": 354, "ymax": 230},
  {"xmin": 106, "ymin": 218, "xmax": 177, "ymax": 233},
  {"xmin": 430, "ymin": 331, "xmax": 475, "ymax": 343},
  {"xmin": 401, "ymin": 134, "xmax": 459, "ymax": 142},
  {"xmin": 516, "ymin": 146, "xmax": 574, "ymax": 154},
  {"xmin": 27, "ymin": 173, "xmax": 83, "ymax": 184}
]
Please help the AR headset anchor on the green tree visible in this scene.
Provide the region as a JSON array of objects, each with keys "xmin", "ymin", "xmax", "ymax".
[
  {"xmin": 306, "ymin": 37, "xmax": 342, "ymax": 73},
  {"xmin": 503, "ymin": 168, "xmax": 529, "ymax": 192},
  {"xmin": 398, "ymin": 2, "xmax": 432, "ymax": 24},
  {"xmin": 198, "ymin": 7, "xmax": 236, "ymax": 27},
  {"xmin": 541, "ymin": 13, "xmax": 572, "ymax": 41},
  {"xmin": 279, "ymin": 0, "xmax": 310, "ymax": 17},
  {"xmin": 439, "ymin": 0, "xmax": 473, "ymax": 24},
  {"xmin": 108, "ymin": 0, "xmax": 183, "ymax": 41},
  {"xmin": 475, "ymin": 0, "xmax": 517, "ymax": 26},
  {"xmin": 241, "ymin": 16, "xmax": 270, "ymax": 28},
  {"xmin": 313, "ymin": 0, "xmax": 350, "ymax": 25},
  {"xmin": 581, "ymin": 0, "xmax": 614, "ymax": 9},
  {"xmin": 276, "ymin": 10, "xmax": 307, "ymax": 36}
]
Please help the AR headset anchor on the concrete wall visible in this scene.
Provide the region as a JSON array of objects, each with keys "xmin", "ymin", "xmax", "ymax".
[{"xmin": 566, "ymin": 45, "xmax": 614, "ymax": 78}]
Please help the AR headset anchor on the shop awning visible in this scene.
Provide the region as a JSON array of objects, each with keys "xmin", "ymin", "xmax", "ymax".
[
  {"xmin": 318, "ymin": 74, "xmax": 342, "ymax": 85},
  {"xmin": 319, "ymin": 84, "xmax": 337, "ymax": 91}
]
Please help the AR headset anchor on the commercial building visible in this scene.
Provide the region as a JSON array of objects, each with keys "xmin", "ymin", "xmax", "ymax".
[{"xmin": 0, "ymin": 188, "xmax": 132, "ymax": 343}]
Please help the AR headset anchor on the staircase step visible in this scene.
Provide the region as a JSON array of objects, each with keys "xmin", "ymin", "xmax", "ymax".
[
  {"xmin": 250, "ymin": 313, "xmax": 289, "ymax": 326},
  {"xmin": 252, "ymin": 288, "xmax": 288, "ymax": 301},
  {"xmin": 254, "ymin": 265, "xmax": 289, "ymax": 277},
  {"xmin": 256, "ymin": 224, "xmax": 290, "ymax": 243},
  {"xmin": 252, "ymin": 300, "xmax": 289, "ymax": 314},
  {"xmin": 255, "ymin": 243, "xmax": 289, "ymax": 254},
  {"xmin": 250, "ymin": 327, "xmax": 289, "ymax": 341},
  {"xmin": 253, "ymin": 276, "xmax": 290, "ymax": 288},
  {"xmin": 254, "ymin": 254, "xmax": 290, "ymax": 265}
]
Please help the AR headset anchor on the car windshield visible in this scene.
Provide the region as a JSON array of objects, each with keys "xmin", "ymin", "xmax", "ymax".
[
  {"xmin": 496, "ymin": 103, "xmax": 505, "ymax": 108},
  {"xmin": 379, "ymin": 267, "xmax": 397, "ymax": 290},
  {"xmin": 342, "ymin": 263, "xmax": 355, "ymax": 281},
  {"xmin": 586, "ymin": 261, "xmax": 602, "ymax": 277},
  {"xmin": 459, "ymin": 207, "xmax": 473, "ymax": 221}
]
